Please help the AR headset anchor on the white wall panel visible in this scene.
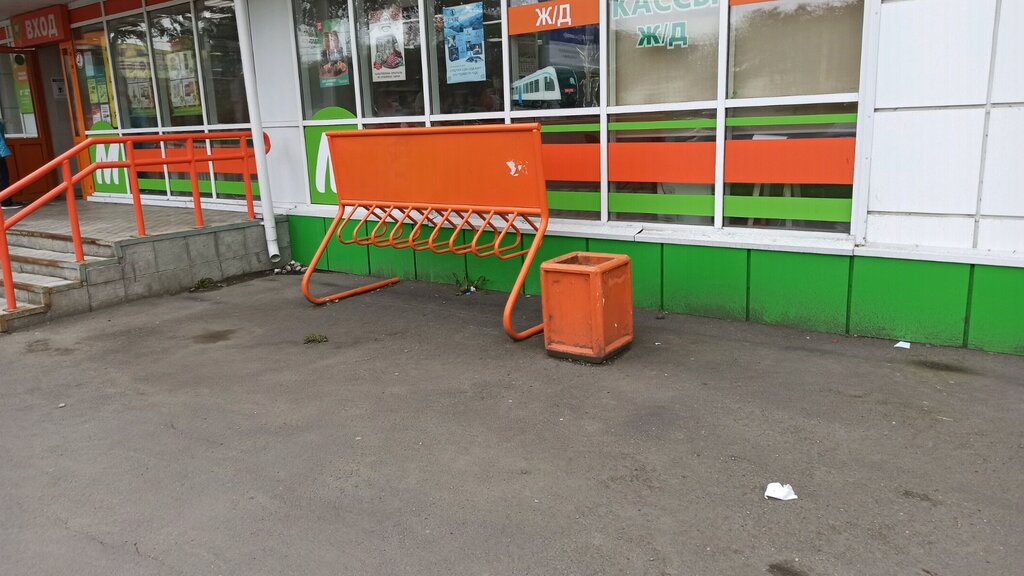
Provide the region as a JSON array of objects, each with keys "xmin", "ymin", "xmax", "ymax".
[
  {"xmin": 248, "ymin": 0, "xmax": 301, "ymax": 123},
  {"xmin": 263, "ymin": 127, "xmax": 308, "ymax": 204},
  {"xmin": 992, "ymin": 0, "xmax": 1024, "ymax": 103},
  {"xmin": 875, "ymin": 0, "xmax": 996, "ymax": 108},
  {"xmin": 869, "ymin": 109, "xmax": 986, "ymax": 215},
  {"xmin": 865, "ymin": 213, "xmax": 975, "ymax": 249},
  {"xmin": 980, "ymin": 107, "xmax": 1024, "ymax": 217},
  {"xmin": 977, "ymin": 218, "xmax": 1024, "ymax": 253}
]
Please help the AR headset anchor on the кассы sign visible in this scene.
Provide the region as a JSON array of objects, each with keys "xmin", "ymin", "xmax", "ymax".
[{"xmin": 11, "ymin": 5, "xmax": 71, "ymax": 48}]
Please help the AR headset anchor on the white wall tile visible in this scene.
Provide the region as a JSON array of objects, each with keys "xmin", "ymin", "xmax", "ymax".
[
  {"xmin": 981, "ymin": 107, "xmax": 1024, "ymax": 217},
  {"xmin": 865, "ymin": 213, "xmax": 975, "ymax": 249},
  {"xmin": 250, "ymin": 0, "xmax": 301, "ymax": 123},
  {"xmin": 869, "ymin": 109, "xmax": 986, "ymax": 215},
  {"xmin": 992, "ymin": 0, "xmax": 1024, "ymax": 103},
  {"xmin": 876, "ymin": 0, "xmax": 997, "ymax": 108},
  {"xmin": 264, "ymin": 128, "xmax": 309, "ymax": 204},
  {"xmin": 976, "ymin": 218, "xmax": 1024, "ymax": 254}
]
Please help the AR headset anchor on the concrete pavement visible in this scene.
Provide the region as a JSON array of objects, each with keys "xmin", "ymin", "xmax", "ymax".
[{"xmin": 1, "ymin": 272, "xmax": 1022, "ymax": 576}]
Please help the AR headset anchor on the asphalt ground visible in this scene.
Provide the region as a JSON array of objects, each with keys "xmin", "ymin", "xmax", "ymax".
[{"xmin": 1, "ymin": 272, "xmax": 1022, "ymax": 576}]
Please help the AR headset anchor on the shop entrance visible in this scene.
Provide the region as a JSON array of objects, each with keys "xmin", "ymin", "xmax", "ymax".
[{"xmin": 0, "ymin": 46, "xmax": 57, "ymax": 202}]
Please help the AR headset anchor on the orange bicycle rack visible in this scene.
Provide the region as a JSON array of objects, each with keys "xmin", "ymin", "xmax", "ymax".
[{"xmin": 301, "ymin": 124, "xmax": 549, "ymax": 340}]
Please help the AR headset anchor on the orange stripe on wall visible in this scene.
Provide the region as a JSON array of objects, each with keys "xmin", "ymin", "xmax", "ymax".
[
  {"xmin": 508, "ymin": 0, "xmax": 600, "ymax": 36},
  {"xmin": 542, "ymin": 143, "xmax": 600, "ymax": 182},
  {"xmin": 70, "ymin": 3, "xmax": 103, "ymax": 24},
  {"xmin": 725, "ymin": 138, "xmax": 856, "ymax": 185},
  {"xmin": 609, "ymin": 142, "xmax": 715, "ymax": 184}
]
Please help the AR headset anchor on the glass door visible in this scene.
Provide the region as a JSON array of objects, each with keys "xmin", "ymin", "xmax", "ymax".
[{"xmin": 0, "ymin": 47, "xmax": 57, "ymax": 202}]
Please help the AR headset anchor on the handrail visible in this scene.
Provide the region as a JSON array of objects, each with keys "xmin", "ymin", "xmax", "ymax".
[{"xmin": 0, "ymin": 131, "xmax": 270, "ymax": 312}]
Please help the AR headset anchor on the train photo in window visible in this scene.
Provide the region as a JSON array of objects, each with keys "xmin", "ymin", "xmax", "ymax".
[{"xmin": 511, "ymin": 66, "xmax": 579, "ymax": 108}]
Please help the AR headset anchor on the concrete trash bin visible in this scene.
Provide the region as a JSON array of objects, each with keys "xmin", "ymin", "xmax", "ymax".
[{"xmin": 540, "ymin": 252, "xmax": 633, "ymax": 362}]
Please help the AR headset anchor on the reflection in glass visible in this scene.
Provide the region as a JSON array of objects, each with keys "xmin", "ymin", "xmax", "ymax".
[
  {"xmin": 293, "ymin": 0, "xmax": 358, "ymax": 119},
  {"xmin": 73, "ymin": 24, "xmax": 119, "ymax": 130},
  {"xmin": 729, "ymin": 0, "xmax": 863, "ymax": 99},
  {"xmin": 354, "ymin": 0, "xmax": 425, "ymax": 117},
  {"xmin": 150, "ymin": 4, "xmax": 203, "ymax": 127},
  {"xmin": 198, "ymin": 0, "xmax": 249, "ymax": 125},
  {"xmin": 109, "ymin": 15, "xmax": 158, "ymax": 129},
  {"xmin": 511, "ymin": 23, "xmax": 599, "ymax": 110},
  {"xmin": 0, "ymin": 53, "xmax": 38, "ymax": 136}
]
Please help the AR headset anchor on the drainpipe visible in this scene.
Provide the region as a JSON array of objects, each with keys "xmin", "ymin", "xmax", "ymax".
[{"xmin": 234, "ymin": 0, "xmax": 281, "ymax": 263}]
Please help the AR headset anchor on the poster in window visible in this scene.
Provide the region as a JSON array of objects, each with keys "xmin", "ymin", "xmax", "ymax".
[
  {"xmin": 118, "ymin": 44, "xmax": 156, "ymax": 116},
  {"xmin": 318, "ymin": 19, "xmax": 351, "ymax": 88},
  {"xmin": 166, "ymin": 50, "xmax": 201, "ymax": 115},
  {"xmin": 443, "ymin": 2, "xmax": 485, "ymax": 84},
  {"xmin": 369, "ymin": 6, "xmax": 406, "ymax": 82}
]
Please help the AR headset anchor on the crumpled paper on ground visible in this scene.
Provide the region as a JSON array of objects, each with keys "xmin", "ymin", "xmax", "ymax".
[{"xmin": 764, "ymin": 482, "xmax": 798, "ymax": 501}]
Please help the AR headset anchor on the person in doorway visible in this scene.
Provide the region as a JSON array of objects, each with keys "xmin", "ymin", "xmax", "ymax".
[{"xmin": 0, "ymin": 119, "xmax": 12, "ymax": 208}]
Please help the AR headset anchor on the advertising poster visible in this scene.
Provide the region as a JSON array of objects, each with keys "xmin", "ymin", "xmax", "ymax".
[
  {"xmin": 117, "ymin": 44, "xmax": 156, "ymax": 117},
  {"xmin": 166, "ymin": 50, "xmax": 201, "ymax": 116},
  {"xmin": 369, "ymin": 6, "xmax": 406, "ymax": 83},
  {"xmin": 318, "ymin": 19, "xmax": 351, "ymax": 87},
  {"xmin": 12, "ymin": 55, "xmax": 34, "ymax": 114},
  {"xmin": 443, "ymin": 2, "xmax": 485, "ymax": 84}
]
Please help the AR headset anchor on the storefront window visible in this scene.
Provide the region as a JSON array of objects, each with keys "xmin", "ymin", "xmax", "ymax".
[
  {"xmin": 728, "ymin": 0, "xmax": 863, "ymax": 99},
  {"xmin": 0, "ymin": 53, "xmax": 38, "ymax": 137},
  {"xmin": 609, "ymin": 110, "xmax": 716, "ymax": 225},
  {"xmin": 73, "ymin": 24, "xmax": 119, "ymax": 130},
  {"xmin": 293, "ymin": 0, "xmax": 358, "ymax": 119},
  {"xmin": 150, "ymin": 4, "xmax": 204, "ymax": 127},
  {"xmin": 354, "ymin": 0, "xmax": 425, "ymax": 118},
  {"xmin": 508, "ymin": 1, "xmax": 600, "ymax": 110},
  {"xmin": 427, "ymin": 0, "xmax": 504, "ymax": 115},
  {"xmin": 198, "ymin": 0, "xmax": 249, "ymax": 125},
  {"xmin": 109, "ymin": 15, "xmax": 158, "ymax": 129},
  {"xmin": 609, "ymin": 0, "xmax": 719, "ymax": 106},
  {"xmin": 724, "ymin": 104, "xmax": 857, "ymax": 232},
  {"xmin": 515, "ymin": 116, "xmax": 600, "ymax": 220}
]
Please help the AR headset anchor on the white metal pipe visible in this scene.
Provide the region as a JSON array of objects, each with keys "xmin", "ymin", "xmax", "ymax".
[{"xmin": 234, "ymin": 0, "xmax": 281, "ymax": 263}]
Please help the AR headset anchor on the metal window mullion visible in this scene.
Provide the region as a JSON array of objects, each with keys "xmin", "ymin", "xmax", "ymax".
[
  {"xmin": 713, "ymin": 0, "xmax": 729, "ymax": 229},
  {"xmin": 188, "ymin": 1, "xmax": 216, "ymax": 198},
  {"xmin": 287, "ymin": 0, "xmax": 307, "ymax": 123},
  {"xmin": 501, "ymin": 0, "xmax": 511, "ymax": 125},
  {"xmin": 140, "ymin": 7, "xmax": 172, "ymax": 197},
  {"xmin": 345, "ymin": 0, "xmax": 365, "ymax": 128},
  {"xmin": 599, "ymin": 0, "xmax": 608, "ymax": 223},
  {"xmin": 99, "ymin": 10, "xmax": 126, "ymax": 131},
  {"xmin": 417, "ymin": 0, "xmax": 432, "ymax": 126},
  {"xmin": 851, "ymin": 0, "xmax": 882, "ymax": 244}
]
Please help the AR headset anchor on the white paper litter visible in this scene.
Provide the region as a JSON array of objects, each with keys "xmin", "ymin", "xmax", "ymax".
[
  {"xmin": 894, "ymin": 341, "xmax": 911, "ymax": 349},
  {"xmin": 764, "ymin": 482, "xmax": 798, "ymax": 501}
]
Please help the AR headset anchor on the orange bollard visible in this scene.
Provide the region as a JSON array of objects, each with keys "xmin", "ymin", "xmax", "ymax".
[{"xmin": 540, "ymin": 252, "xmax": 633, "ymax": 362}]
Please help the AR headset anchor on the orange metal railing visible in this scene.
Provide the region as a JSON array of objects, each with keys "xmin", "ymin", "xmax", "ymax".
[
  {"xmin": 0, "ymin": 131, "xmax": 269, "ymax": 312},
  {"xmin": 301, "ymin": 124, "xmax": 548, "ymax": 341}
]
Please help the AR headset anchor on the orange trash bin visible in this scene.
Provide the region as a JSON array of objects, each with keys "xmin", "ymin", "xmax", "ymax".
[{"xmin": 540, "ymin": 252, "xmax": 633, "ymax": 362}]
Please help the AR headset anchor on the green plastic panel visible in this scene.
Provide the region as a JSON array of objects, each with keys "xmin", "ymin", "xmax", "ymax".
[
  {"xmin": 724, "ymin": 196, "xmax": 852, "ymax": 222},
  {"xmin": 326, "ymin": 220, "xmax": 370, "ymax": 275},
  {"xmin": 548, "ymin": 191, "xmax": 600, "ymax": 212},
  {"xmin": 725, "ymin": 113, "xmax": 858, "ymax": 127},
  {"xmin": 967, "ymin": 265, "xmax": 1024, "ymax": 355},
  {"xmin": 367, "ymin": 222, "xmax": 417, "ymax": 280},
  {"xmin": 749, "ymin": 250, "xmax": 850, "ymax": 333},
  {"xmin": 414, "ymin": 228, "xmax": 467, "ymax": 285},
  {"xmin": 540, "ymin": 123, "xmax": 600, "ymax": 133},
  {"xmin": 465, "ymin": 231, "xmax": 524, "ymax": 293},
  {"xmin": 523, "ymin": 235, "xmax": 589, "ymax": 296},
  {"xmin": 610, "ymin": 193, "xmax": 714, "ymax": 217},
  {"xmin": 663, "ymin": 245, "xmax": 747, "ymax": 320},
  {"xmin": 609, "ymin": 119, "xmax": 717, "ymax": 131},
  {"xmin": 587, "ymin": 239, "xmax": 662, "ymax": 309},
  {"xmin": 287, "ymin": 215, "xmax": 329, "ymax": 270},
  {"xmin": 850, "ymin": 257, "xmax": 970, "ymax": 346}
]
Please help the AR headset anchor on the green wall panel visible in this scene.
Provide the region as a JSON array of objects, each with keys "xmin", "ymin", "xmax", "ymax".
[
  {"xmin": 663, "ymin": 245, "xmax": 748, "ymax": 320},
  {"xmin": 414, "ymin": 228, "xmax": 467, "ymax": 285},
  {"xmin": 367, "ymin": 222, "xmax": 417, "ymax": 279},
  {"xmin": 326, "ymin": 220, "xmax": 370, "ymax": 275},
  {"xmin": 287, "ymin": 216, "xmax": 328, "ymax": 270},
  {"xmin": 465, "ymin": 231, "xmax": 524, "ymax": 293},
  {"xmin": 587, "ymin": 239, "xmax": 662, "ymax": 309},
  {"xmin": 749, "ymin": 250, "xmax": 850, "ymax": 333},
  {"xmin": 524, "ymin": 235, "xmax": 589, "ymax": 296},
  {"xmin": 967, "ymin": 265, "xmax": 1024, "ymax": 355},
  {"xmin": 850, "ymin": 257, "xmax": 970, "ymax": 346}
]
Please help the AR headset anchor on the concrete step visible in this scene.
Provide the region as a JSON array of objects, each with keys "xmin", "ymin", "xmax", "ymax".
[
  {"xmin": 5, "ymin": 229, "xmax": 116, "ymax": 259},
  {"xmin": 0, "ymin": 299, "xmax": 49, "ymax": 332},
  {"xmin": 0, "ymin": 270, "xmax": 82, "ymax": 306},
  {"xmin": 7, "ymin": 245, "xmax": 115, "ymax": 281}
]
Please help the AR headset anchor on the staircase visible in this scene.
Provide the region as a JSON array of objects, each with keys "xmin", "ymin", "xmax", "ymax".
[{"xmin": 0, "ymin": 227, "xmax": 121, "ymax": 331}]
